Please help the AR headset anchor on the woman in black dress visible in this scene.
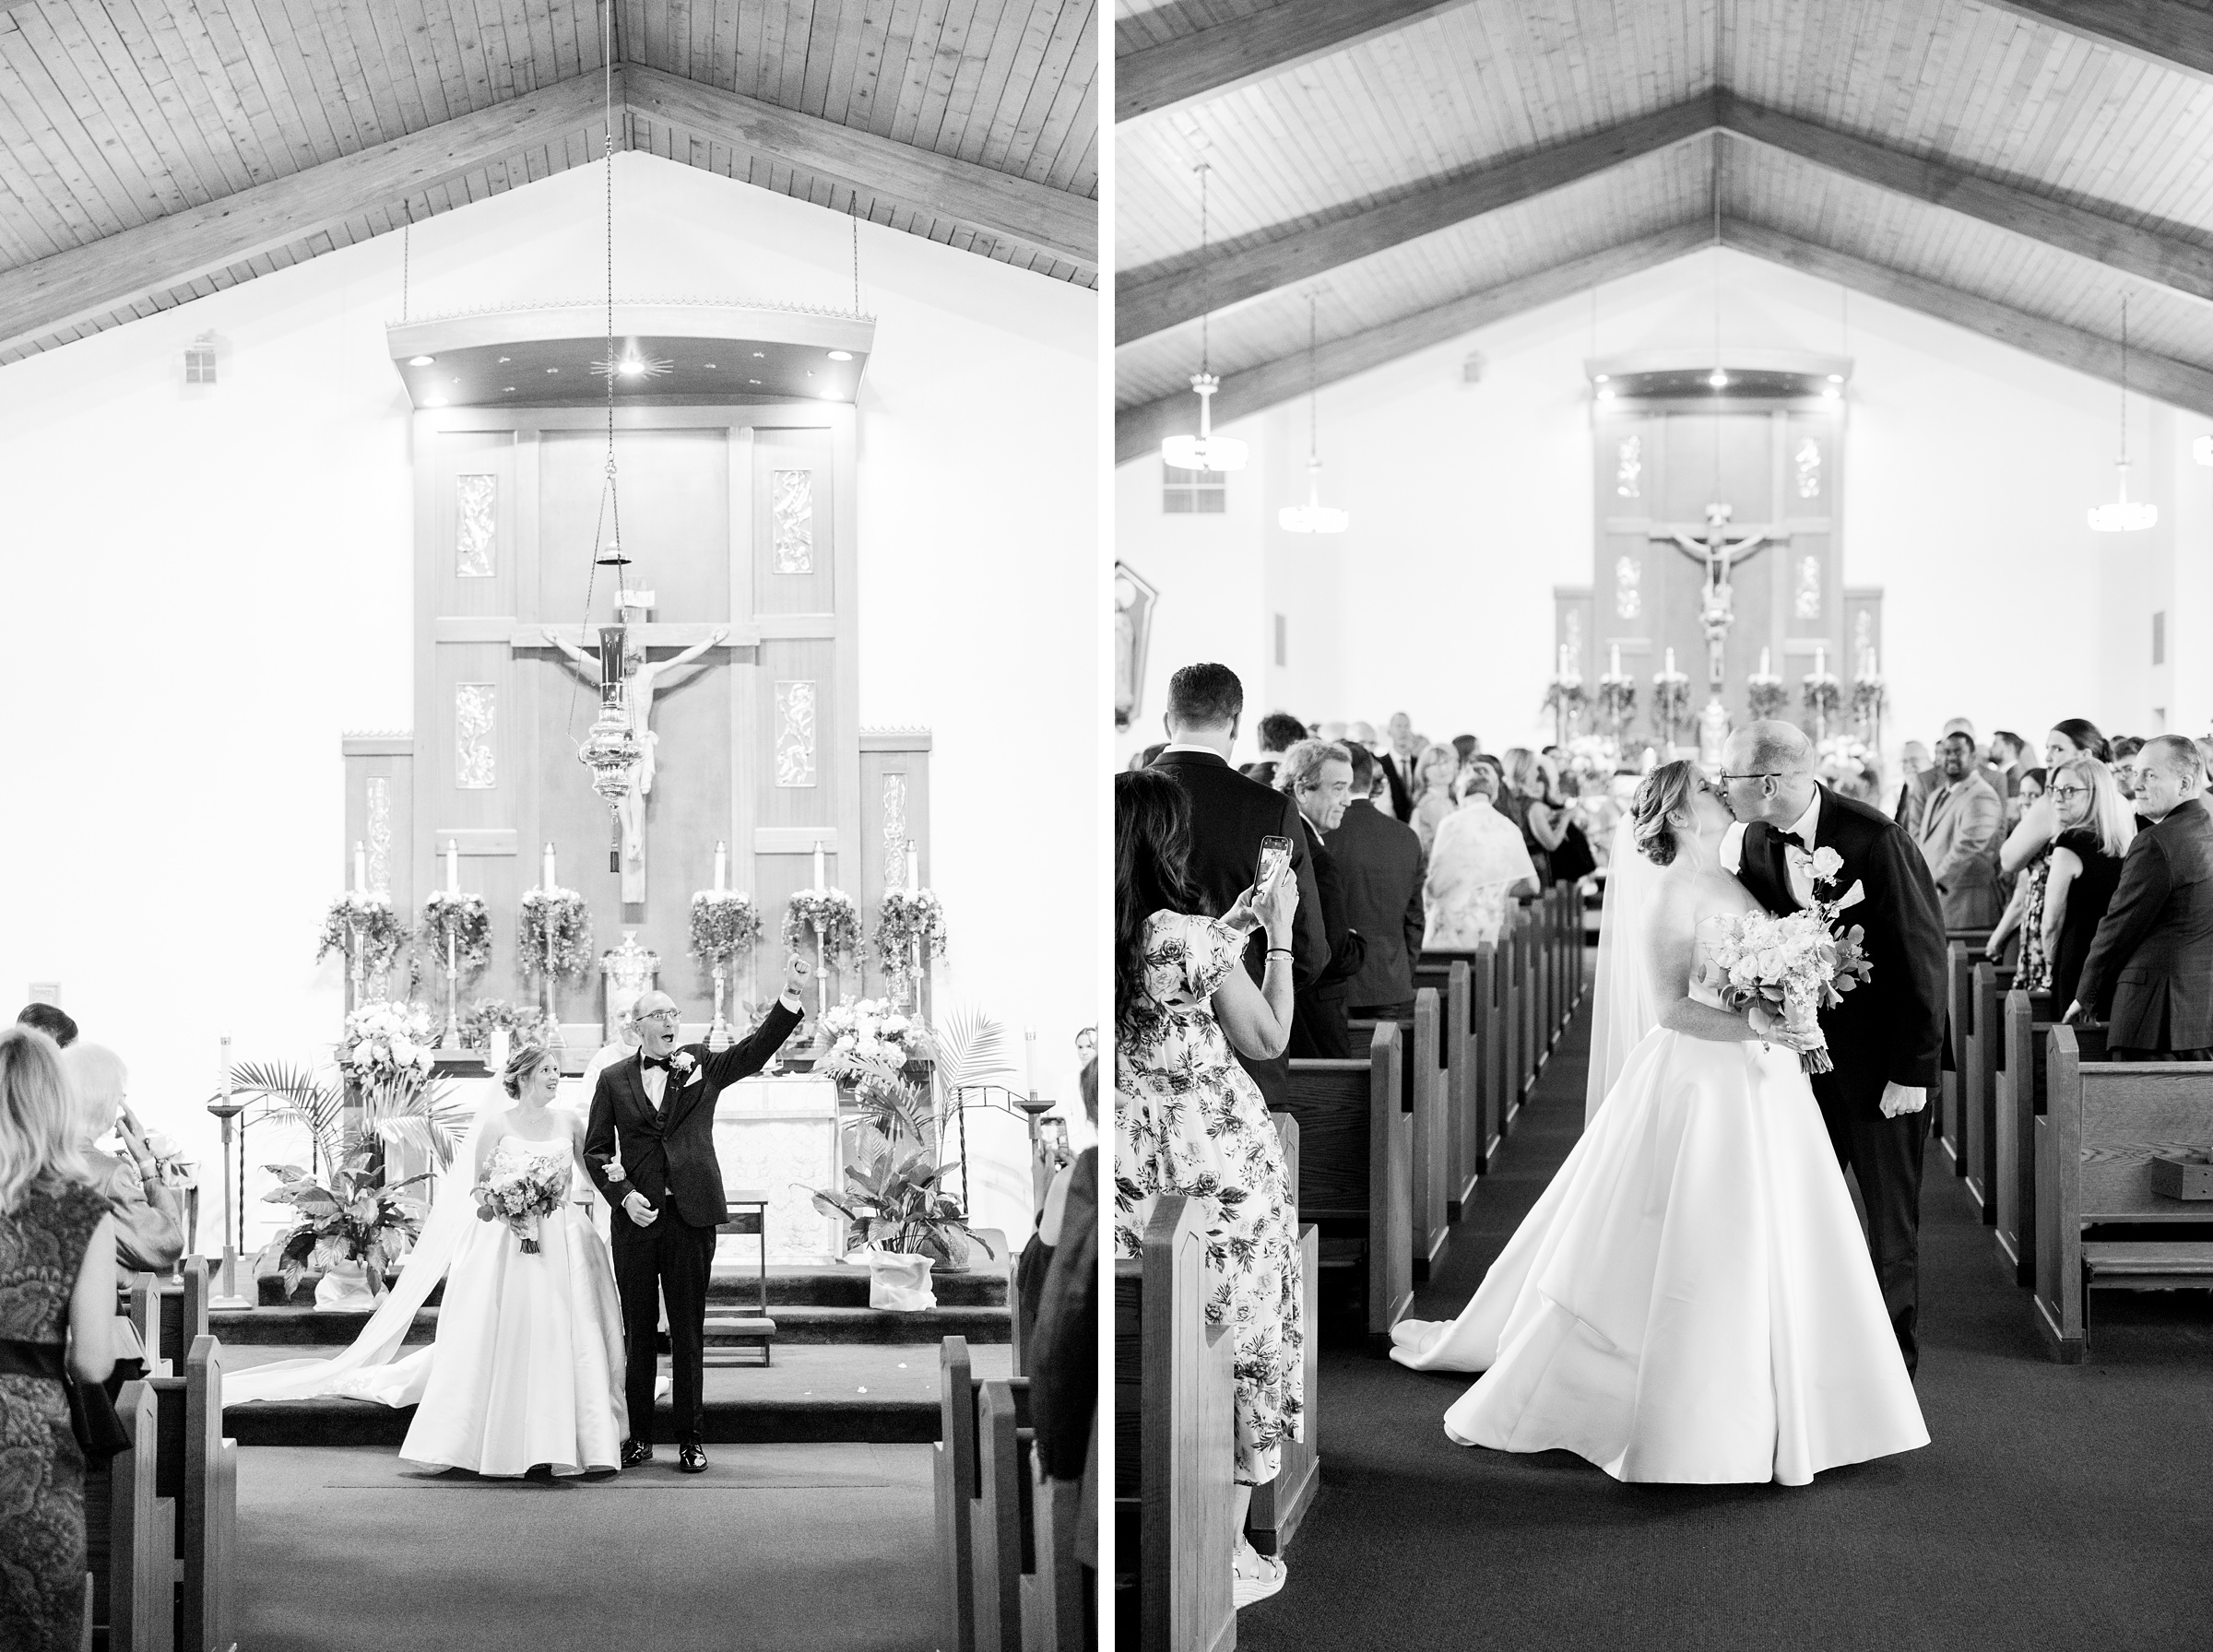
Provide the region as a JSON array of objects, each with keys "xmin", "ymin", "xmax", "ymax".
[
  {"xmin": 1501, "ymin": 748, "xmax": 1566, "ymax": 885},
  {"xmin": 0, "ymin": 1027, "xmax": 118, "ymax": 1652},
  {"xmin": 2041, "ymin": 755, "xmax": 2135, "ymax": 1012}
]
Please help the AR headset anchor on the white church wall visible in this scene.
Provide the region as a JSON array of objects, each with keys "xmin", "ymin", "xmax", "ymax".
[
  {"xmin": 0, "ymin": 154, "xmax": 1095, "ymax": 1234},
  {"xmin": 2168, "ymin": 424, "xmax": 2213, "ymax": 744}
]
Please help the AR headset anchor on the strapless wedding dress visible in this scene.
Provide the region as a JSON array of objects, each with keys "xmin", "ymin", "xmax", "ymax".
[
  {"xmin": 398, "ymin": 1135, "xmax": 629, "ymax": 1476},
  {"xmin": 1391, "ymin": 953, "xmax": 1927, "ymax": 1486}
]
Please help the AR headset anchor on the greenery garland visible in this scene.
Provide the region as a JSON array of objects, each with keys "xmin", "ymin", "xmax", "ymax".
[
  {"xmin": 1541, "ymin": 679, "xmax": 1590, "ymax": 720},
  {"xmin": 517, "ymin": 887, "xmax": 593, "ymax": 982},
  {"xmin": 418, "ymin": 891, "xmax": 492, "ymax": 977},
  {"xmin": 690, "ymin": 891, "xmax": 763, "ymax": 964},
  {"xmin": 783, "ymin": 888, "xmax": 861, "ymax": 971},
  {"xmin": 316, "ymin": 894, "xmax": 408, "ymax": 977},
  {"xmin": 875, "ymin": 887, "xmax": 948, "ymax": 970}
]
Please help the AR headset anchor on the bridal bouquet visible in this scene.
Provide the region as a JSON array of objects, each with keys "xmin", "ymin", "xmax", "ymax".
[
  {"xmin": 476, "ymin": 1157, "xmax": 569, "ymax": 1255},
  {"xmin": 1702, "ymin": 900, "xmax": 1872, "ymax": 1074}
]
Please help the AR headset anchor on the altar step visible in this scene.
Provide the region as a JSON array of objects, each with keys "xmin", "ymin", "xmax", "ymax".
[
  {"xmin": 218, "ymin": 1299, "xmax": 1010, "ymax": 1346},
  {"xmin": 218, "ymin": 1340, "xmax": 1014, "ymax": 1448},
  {"xmin": 254, "ymin": 1262, "xmax": 1009, "ymax": 1311}
]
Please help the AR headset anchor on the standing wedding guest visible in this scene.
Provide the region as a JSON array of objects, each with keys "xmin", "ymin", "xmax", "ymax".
[
  {"xmin": 1544, "ymin": 755, "xmax": 1600, "ymax": 885},
  {"xmin": 1378, "ymin": 712, "xmax": 1420, "ymax": 822},
  {"xmin": 2112, "ymin": 736, "xmax": 2145, "ymax": 801},
  {"xmin": 1915, "ymin": 730, "xmax": 2004, "ymax": 928},
  {"xmin": 1500, "ymin": 749, "xmax": 1567, "ymax": 885},
  {"xmin": 56, "ymin": 1045, "xmax": 183, "ymax": 1397},
  {"xmin": 0, "ymin": 1026, "xmax": 118, "ymax": 1652},
  {"xmin": 1330, "ymin": 745, "xmax": 1426, "ymax": 1021},
  {"xmin": 1986, "ymin": 770, "xmax": 2047, "ymax": 976},
  {"xmin": 2066, "ymin": 736, "xmax": 2213, "ymax": 1059},
  {"xmin": 1890, "ymin": 740, "xmax": 1931, "ymax": 824},
  {"xmin": 1409, "ymin": 743, "xmax": 1462, "ymax": 853},
  {"xmin": 1276, "ymin": 739, "xmax": 1363, "ymax": 1058},
  {"xmin": 1899, "ymin": 718, "xmax": 1976, "ymax": 835},
  {"xmin": 2041, "ymin": 758, "xmax": 2135, "ymax": 1014},
  {"xmin": 1115, "ymin": 770, "xmax": 1303, "ymax": 1609},
  {"xmin": 2008, "ymin": 718, "xmax": 2116, "ymax": 874},
  {"xmin": 1151, "ymin": 664, "xmax": 1328, "ymax": 1110},
  {"xmin": 1243, "ymin": 711, "xmax": 1308, "ymax": 789},
  {"xmin": 2045, "ymin": 717, "xmax": 2113, "ymax": 771},
  {"xmin": 13, "ymin": 1005, "xmax": 77, "ymax": 1049},
  {"xmin": 1422, "ymin": 766, "xmax": 1540, "ymax": 950},
  {"xmin": 1988, "ymin": 731, "xmax": 2029, "ymax": 800},
  {"xmin": 1025, "ymin": 1058, "xmax": 1095, "ymax": 1509},
  {"xmin": 1450, "ymin": 733, "xmax": 1479, "ymax": 768}
]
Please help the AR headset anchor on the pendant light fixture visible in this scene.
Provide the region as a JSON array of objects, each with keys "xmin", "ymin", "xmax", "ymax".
[
  {"xmin": 1160, "ymin": 162, "xmax": 1248, "ymax": 473},
  {"xmin": 1280, "ymin": 293, "xmax": 1347, "ymax": 533},
  {"xmin": 2089, "ymin": 295, "xmax": 2158, "ymax": 532}
]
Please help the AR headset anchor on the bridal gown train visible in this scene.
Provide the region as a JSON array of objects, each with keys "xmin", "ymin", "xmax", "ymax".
[{"xmin": 1391, "ymin": 955, "xmax": 1928, "ymax": 1486}]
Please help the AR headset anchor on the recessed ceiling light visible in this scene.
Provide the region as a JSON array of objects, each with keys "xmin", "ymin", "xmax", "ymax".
[
  {"xmin": 616, "ymin": 357, "xmax": 646, "ymax": 377},
  {"xmin": 1593, "ymin": 373, "xmax": 1609, "ymax": 384},
  {"xmin": 503, "ymin": 386, "xmax": 515, "ymax": 393},
  {"xmin": 1708, "ymin": 370, "xmax": 1729, "ymax": 389},
  {"xmin": 547, "ymin": 367, "xmax": 560, "ymax": 373},
  {"xmin": 703, "ymin": 362, "xmax": 716, "ymax": 369},
  {"xmin": 497, "ymin": 356, "xmax": 511, "ymax": 364},
  {"xmin": 748, "ymin": 379, "xmax": 762, "ymax": 385},
  {"xmin": 408, "ymin": 355, "xmax": 435, "ymax": 366},
  {"xmin": 827, "ymin": 350, "xmax": 853, "ymax": 361},
  {"xmin": 751, "ymin": 351, "xmax": 765, "ymax": 359}
]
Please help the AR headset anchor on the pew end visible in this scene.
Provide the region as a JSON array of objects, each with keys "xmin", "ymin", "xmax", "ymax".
[{"xmin": 1284, "ymin": 1022, "xmax": 1413, "ymax": 1354}]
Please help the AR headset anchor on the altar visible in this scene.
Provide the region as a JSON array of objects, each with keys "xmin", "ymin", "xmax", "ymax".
[{"xmin": 709, "ymin": 1073, "xmax": 841, "ymax": 1266}]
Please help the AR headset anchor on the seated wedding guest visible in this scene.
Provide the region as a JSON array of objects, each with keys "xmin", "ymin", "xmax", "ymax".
[
  {"xmin": 1916, "ymin": 729, "xmax": 2005, "ymax": 928},
  {"xmin": 1275, "ymin": 738, "xmax": 1364, "ymax": 1058},
  {"xmin": 1151, "ymin": 663, "xmax": 1328, "ymax": 1110},
  {"xmin": 1423, "ymin": 764, "xmax": 1540, "ymax": 950},
  {"xmin": 0, "ymin": 1025, "xmax": 118, "ymax": 1652},
  {"xmin": 1330, "ymin": 744, "xmax": 1426, "ymax": 1021},
  {"xmin": 56, "ymin": 1044, "xmax": 181, "ymax": 1397},
  {"xmin": 1501, "ymin": 748, "xmax": 1567, "ymax": 885},
  {"xmin": 2066, "ymin": 736, "xmax": 2213, "ymax": 1059},
  {"xmin": 1243, "ymin": 711, "xmax": 1308, "ymax": 789},
  {"xmin": 14, "ymin": 1004, "xmax": 77, "ymax": 1049},
  {"xmin": 2041, "ymin": 757, "xmax": 2135, "ymax": 1014},
  {"xmin": 1115, "ymin": 770, "xmax": 1302, "ymax": 1609},
  {"xmin": 1378, "ymin": 711, "xmax": 1420, "ymax": 822},
  {"xmin": 1409, "ymin": 743, "xmax": 1462, "ymax": 853}
]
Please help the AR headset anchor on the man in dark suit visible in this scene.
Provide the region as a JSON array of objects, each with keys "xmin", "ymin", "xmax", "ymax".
[
  {"xmin": 1722, "ymin": 721, "xmax": 1947, "ymax": 1375},
  {"xmin": 586, "ymin": 957, "xmax": 810, "ymax": 1471},
  {"xmin": 1150, "ymin": 663, "xmax": 1329, "ymax": 1108},
  {"xmin": 1377, "ymin": 711, "xmax": 1419, "ymax": 822},
  {"xmin": 1277, "ymin": 738, "xmax": 1365, "ymax": 1057},
  {"xmin": 1329, "ymin": 744, "xmax": 1426, "ymax": 1021},
  {"xmin": 1242, "ymin": 710, "xmax": 1309, "ymax": 791},
  {"xmin": 2067, "ymin": 735, "xmax": 2213, "ymax": 1059}
]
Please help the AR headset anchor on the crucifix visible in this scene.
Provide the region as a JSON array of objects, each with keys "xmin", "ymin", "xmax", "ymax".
[
  {"xmin": 1647, "ymin": 502, "xmax": 1791, "ymax": 689},
  {"xmin": 538, "ymin": 591, "xmax": 732, "ymax": 903}
]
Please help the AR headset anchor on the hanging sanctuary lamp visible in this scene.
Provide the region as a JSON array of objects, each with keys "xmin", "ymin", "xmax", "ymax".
[
  {"xmin": 2089, "ymin": 295, "xmax": 2158, "ymax": 533},
  {"xmin": 1279, "ymin": 292, "xmax": 1347, "ymax": 533},
  {"xmin": 1160, "ymin": 162, "xmax": 1248, "ymax": 473}
]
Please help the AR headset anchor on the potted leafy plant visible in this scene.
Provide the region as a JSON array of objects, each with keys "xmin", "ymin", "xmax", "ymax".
[{"xmin": 263, "ymin": 1148, "xmax": 432, "ymax": 1309}]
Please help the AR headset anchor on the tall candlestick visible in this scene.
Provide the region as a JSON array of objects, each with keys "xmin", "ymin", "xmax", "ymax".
[
  {"xmin": 1609, "ymin": 643, "xmax": 1621, "ymax": 676},
  {"xmin": 1759, "ymin": 646, "xmax": 1771, "ymax": 677},
  {"xmin": 813, "ymin": 842, "xmax": 825, "ymax": 891},
  {"xmin": 445, "ymin": 839, "xmax": 459, "ymax": 896},
  {"xmin": 353, "ymin": 843, "xmax": 366, "ymax": 894},
  {"xmin": 714, "ymin": 840, "xmax": 727, "ymax": 894},
  {"xmin": 542, "ymin": 842, "xmax": 557, "ymax": 891},
  {"xmin": 905, "ymin": 844, "xmax": 919, "ymax": 895}
]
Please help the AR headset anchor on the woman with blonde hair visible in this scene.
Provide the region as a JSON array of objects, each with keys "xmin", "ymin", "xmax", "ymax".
[
  {"xmin": 1500, "ymin": 747, "xmax": 1567, "ymax": 884},
  {"xmin": 0, "ymin": 1027, "xmax": 118, "ymax": 1652},
  {"xmin": 2041, "ymin": 757, "xmax": 2136, "ymax": 1012},
  {"xmin": 1409, "ymin": 743, "xmax": 1462, "ymax": 854}
]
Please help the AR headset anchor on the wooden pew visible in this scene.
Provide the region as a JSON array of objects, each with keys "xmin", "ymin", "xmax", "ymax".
[
  {"xmin": 1961, "ymin": 956, "xmax": 2015, "ymax": 1222},
  {"xmin": 972, "ymin": 1375, "xmax": 1086, "ymax": 1652},
  {"xmin": 1247, "ymin": 1113, "xmax": 1318, "ymax": 1560},
  {"xmin": 149, "ymin": 1335, "xmax": 237, "ymax": 1652},
  {"xmin": 2032, "ymin": 1028, "xmax": 2213, "ymax": 1363},
  {"xmin": 1114, "ymin": 1196, "xmax": 1236, "ymax": 1652},
  {"xmin": 87, "ymin": 1377, "xmax": 173, "ymax": 1652},
  {"xmin": 154, "ymin": 1257, "xmax": 211, "ymax": 1379},
  {"xmin": 1994, "ymin": 988, "xmax": 2097, "ymax": 1289},
  {"xmin": 937, "ymin": 1336, "xmax": 989, "ymax": 1652},
  {"xmin": 1939, "ymin": 935, "xmax": 1991, "ymax": 1175},
  {"xmin": 1350, "ymin": 988, "xmax": 1449, "ymax": 1280},
  {"xmin": 1414, "ymin": 957, "xmax": 1480, "ymax": 1218},
  {"xmin": 1473, "ymin": 941, "xmax": 1506, "ymax": 1171},
  {"xmin": 1283, "ymin": 1021, "xmax": 1413, "ymax": 1351},
  {"xmin": 1515, "ymin": 904, "xmax": 1539, "ymax": 1097}
]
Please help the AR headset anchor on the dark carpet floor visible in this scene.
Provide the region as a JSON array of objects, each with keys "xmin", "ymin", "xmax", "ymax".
[{"xmin": 1242, "ymin": 981, "xmax": 2213, "ymax": 1652}]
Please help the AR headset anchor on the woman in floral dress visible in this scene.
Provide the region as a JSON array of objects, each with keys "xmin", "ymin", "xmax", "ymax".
[{"xmin": 1114, "ymin": 768, "xmax": 1303, "ymax": 1609}]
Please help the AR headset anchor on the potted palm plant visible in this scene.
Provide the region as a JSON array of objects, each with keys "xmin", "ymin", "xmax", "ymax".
[{"xmin": 264, "ymin": 1150, "xmax": 432, "ymax": 1308}]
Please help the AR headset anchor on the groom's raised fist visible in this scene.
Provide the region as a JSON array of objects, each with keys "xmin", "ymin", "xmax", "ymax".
[{"xmin": 781, "ymin": 950, "xmax": 811, "ymax": 1003}]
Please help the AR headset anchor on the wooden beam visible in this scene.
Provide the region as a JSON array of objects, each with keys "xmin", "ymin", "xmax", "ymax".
[
  {"xmin": 623, "ymin": 65, "xmax": 1095, "ymax": 268},
  {"xmin": 1715, "ymin": 92, "xmax": 2213, "ymax": 308},
  {"xmin": 1722, "ymin": 218, "xmax": 2213, "ymax": 418},
  {"xmin": 1118, "ymin": 98, "xmax": 1711, "ymax": 344},
  {"xmin": 1979, "ymin": 1, "xmax": 2213, "ymax": 83},
  {"xmin": 1117, "ymin": 0, "xmax": 1469, "ymax": 123},
  {"xmin": 1115, "ymin": 221, "xmax": 1710, "ymax": 465},
  {"xmin": 0, "ymin": 75, "xmax": 608, "ymax": 360}
]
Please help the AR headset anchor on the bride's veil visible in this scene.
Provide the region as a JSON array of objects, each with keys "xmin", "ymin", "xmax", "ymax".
[
  {"xmin": 223, "ymin": 1076, "xmax": 504, "ymax": 1408},
  {"xmin": 1586, "ymin": 808, "xmax": 1662, "ymax": 1125}
]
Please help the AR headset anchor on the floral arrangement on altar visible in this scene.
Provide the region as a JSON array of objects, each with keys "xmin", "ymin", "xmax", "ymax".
[
  {"xmin": 417, "ymin": 891, "xmax": 492, "ymax": 977},
  {"xmin": 1802, "ymin": 667, "xmax": 1842, "ymax": 722},
  {"xmin": 820, "ymin": 997, "xmax": 930, "ymax": 1078},
  {"xmin": 1561, "ymin": 735, "xmax": 1618, "ymax": 785},
  {"xmin": 518, "ymin": 886, "xmax": 593, "ymax": 981},
  {"xmin": 1817, "ymin": 734, "xmax": 1874, "ymax": 781},
  {"xmin": 342, "ymin": 1001, "xmax": 439, "ymax": 1079},
  {"xmin": 1746, "ymin": 669, "xmax": 1788, "ymax": 722},
  {"xmin": 689, "ymin": 890, "xmax": 763, "ymax": 964},
  {"xmin": 1541, "ymin": 677, "xmax": 1589, "ymax": 720},
  {"xmin": 1850, "ymin": 670, "xmax": 1886, "ymax": 730},
  {"xmin": 874, "ymin": 887, "xmax": 948, "ymax": 971},
  {"xmin": 1650, "ymin": 665, "xmax": 1691, "ymax": 741},
  {"xmin": 457, "ymin": 998, "xmax": 552, "ymax": 1053},
  {"xmin": 1595, "ymin": 671, "xmax": 1637, "ymax": 739},
  {"xmin": 315, "ymin": 893, "xmax": 408, "ymax": 978},
  {"xmin": 784, "ymin": 888, "xmax": 861, "ymax": 971}
]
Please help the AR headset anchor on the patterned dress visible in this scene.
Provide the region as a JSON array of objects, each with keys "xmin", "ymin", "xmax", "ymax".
[
  {"xmin": 1115, "ymin": 910, "xmax": 1303, "ymax": 1486},
  {"xmin": 0, "ymin": 1181, "xmax": 107, "ymax": 1652},
  {"xmin": 2018, "ymin": 848, "xmax": 2052, "ymax": 992}
]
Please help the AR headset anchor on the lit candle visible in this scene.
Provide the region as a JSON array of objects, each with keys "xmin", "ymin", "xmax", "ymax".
[
  {"xmin": 905, "ymin": 844, "xmax": 919, "ymax": 895},
  {"xmin": 1759, "ymin": 646, "xmax": 1771, "ymax": 677},
  {"xmin": 813, "ymin": 842, "xmax": 825, "ymax": 891},
  {"xmin": 1867, "ymin": 648, "xmax": 1879, "ymax": 678},
  {"xmin": 1663, "ymin": 647, "xmax": 1675, "ymax": 675},
  {"xmin": 490, "ymin": 1026, "xmax": 510, "ymax": 1072},
  {"xmin": 446, "ymin": 839, "xmax": 459, "ymax": 897},
  {"xmin": 714, "ymin": 840, "xmax": 727, "ymax": 894},
  {"xmin": 353, "ymin": 842, "xmax": 366, "ymax": 894},
  {"xmin": 220, "ymin": 1035, "xmax": 231, "ymax": 1102},
  {"xmin": 1557, "ymin": 643, "xmax": 1569, "ymax": 678},
  {"xmin": 1816, "ymin": 645, "xmax": 1827, "ymax": 678},
  {"xmin": 543, "ymin": 842, "xmax": 557, "ymax": 891},
  {"xmin": 1609, "ymin": 643, "xmax": 1621, "ymax": 676},
  {"xmin": 1024, "ymin": 1025, "xmax": 1038, "ymax": 1102}
]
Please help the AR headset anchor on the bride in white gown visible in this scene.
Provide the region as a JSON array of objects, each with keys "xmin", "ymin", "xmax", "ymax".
[
  {"xmin": 1390, "ymin": 761, "xmax": 1927, "ymax": 1486},
  {"xmin": 225, "ymin": 1043, "xmax": 628, "ymax": 1477}
]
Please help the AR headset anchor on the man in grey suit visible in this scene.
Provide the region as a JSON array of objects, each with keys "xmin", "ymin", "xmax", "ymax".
[
  {"xmin": 2066, "ymin": 736, "xmax": 2213, "ymax": 1060},
  {"xmin": 1327, "ymin": 745, "xmax": 1426, "ymax": 1020},
  {"xmin": 1915, "ymin": 728, "xmax": 2004, "ymax": 928}
]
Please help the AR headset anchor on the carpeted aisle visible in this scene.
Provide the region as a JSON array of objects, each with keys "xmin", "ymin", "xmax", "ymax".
[{"xmin": 1242, "ymin": 980, "xmax": 2213, "ymax": 1652}]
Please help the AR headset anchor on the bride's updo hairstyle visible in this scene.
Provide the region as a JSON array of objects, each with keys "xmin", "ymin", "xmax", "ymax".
[
  {"xmin": 501, "ymin": 1041, "xmax": 557, "ymax": 1101},
  {"xmin": 1629, "ymin": 760, "xmax": 1699, "ymax": 867}
]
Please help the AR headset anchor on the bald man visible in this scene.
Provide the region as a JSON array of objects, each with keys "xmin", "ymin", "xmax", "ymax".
[
  {"xmin": 1718, "ymin": 720, "xmax": 1947, "ymax": 1376},
  {"xmin": 584, "ymin": 952, "xmax": 811, "ymax": 1470}
]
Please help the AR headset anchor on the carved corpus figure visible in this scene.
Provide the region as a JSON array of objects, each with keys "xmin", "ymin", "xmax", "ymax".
[
  {"xmin": 1650, "ymin": 502, "xmax": 1789, "ymax": 689},
  {"xmin": 544, "ymin": 601, "xmax": 729, "ymax": 902}
]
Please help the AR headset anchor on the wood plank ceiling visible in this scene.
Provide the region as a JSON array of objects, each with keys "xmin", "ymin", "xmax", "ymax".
[
  {"xmin": 0, "ymin": 0, "xmax": 1097, "ymax": 365},
  {"xmin": 1115, "ymin": 0, "xmax": 2213, "ymax": 458}
]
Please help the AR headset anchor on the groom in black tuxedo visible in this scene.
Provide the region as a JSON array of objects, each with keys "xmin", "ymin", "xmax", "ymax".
[
  {"xmin": 585, "ymin": 954, "xmax": 810, "ymax": 1470},
  {"xmin": 1720, "ymin": 721, "xmax": 1947, "ymax": 1375}
]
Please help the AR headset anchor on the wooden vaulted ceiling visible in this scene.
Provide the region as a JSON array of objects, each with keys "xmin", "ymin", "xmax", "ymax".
[
  {"xmin": 1114, "ymin": 0, "xmax": 2213, "ymax": 462},
  {"xmin": 0, "ymin": 0, "xmax": 1098, "ymax": 365}
]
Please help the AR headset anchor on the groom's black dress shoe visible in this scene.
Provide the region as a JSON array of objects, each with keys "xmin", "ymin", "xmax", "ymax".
[
  {"xmin": 621, "ymin": 1440, "xmax": 654, "ymax": 1469},
  {"xmin": 679, "ymin": 1440, "xmax": 708, "ymax": 1474}
]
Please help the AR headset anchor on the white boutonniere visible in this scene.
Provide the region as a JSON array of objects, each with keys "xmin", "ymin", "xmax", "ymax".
[{"xmin": 671, "ymin": 1049, "xmax": 704, "ymax": 1086}]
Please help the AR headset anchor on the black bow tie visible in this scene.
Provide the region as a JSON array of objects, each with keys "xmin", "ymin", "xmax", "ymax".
[
  {"xmin": 1774, "ymin": 830, "xmax": 1807, "ymax": 852},
  {"xmin": 641, "ymin": 1054, "xmax": 673, "ymax": 1073}
]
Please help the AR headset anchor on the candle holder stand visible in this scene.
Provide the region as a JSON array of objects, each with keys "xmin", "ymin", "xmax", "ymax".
[
  {"xmin": 206, "ymin": 1094, "xmax": 254, "ymax": 1312},
  {"xmin": 442, "ymin": 926, "xmax": 462, "ymax": 1048},
  {"xmin": 543, "ymin": 926, "xmax": 565, "ymax": 1050},
  {"xmin": 708, "ymin": 960, "xmax": 734, "ymax": 1052},
  {"xmin": 811, "ymin": 919, "xmax": 829, "ymax": 1022}
]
